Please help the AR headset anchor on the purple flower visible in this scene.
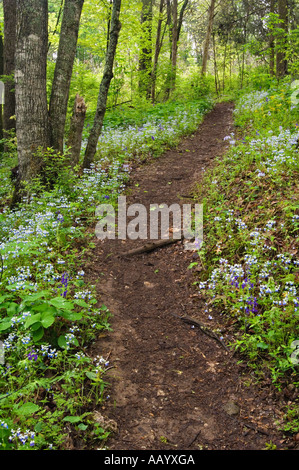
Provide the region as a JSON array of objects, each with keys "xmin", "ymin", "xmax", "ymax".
[
  {"xmin": 61, "ymin": 272, "xmax": 69, "ymax": 297},
  {"xmin": 28, "ymin": 351, "xmax": 38, "ymax": 361}
]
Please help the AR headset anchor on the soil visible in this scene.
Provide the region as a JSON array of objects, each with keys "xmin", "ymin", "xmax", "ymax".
[{"xmin": 84, "ymin": 102, "xmax": 296, "ymax": 451}]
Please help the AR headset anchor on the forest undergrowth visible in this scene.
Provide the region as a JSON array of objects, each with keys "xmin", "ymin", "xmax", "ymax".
[
  {"xmin": 0, "ymin": 75, "xmax": 298, "ymax": 449},
  {"xmin": 0, "ymin": 97, "xmax": 212, "ymax": 449},
  {"xmin": 192, "ymin": 78, "xmax": 299, "ymax": 436}
]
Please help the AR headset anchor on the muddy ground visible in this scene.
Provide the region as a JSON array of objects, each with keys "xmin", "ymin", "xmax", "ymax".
[{"xmin": 84, "ymin": 102, "xmax": 296, "ymax": 451}]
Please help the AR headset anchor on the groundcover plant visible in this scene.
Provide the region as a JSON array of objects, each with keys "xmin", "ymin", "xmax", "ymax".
[{"xmin": 0, "ymin": 98, "xmax": 211, "ymax": 450}]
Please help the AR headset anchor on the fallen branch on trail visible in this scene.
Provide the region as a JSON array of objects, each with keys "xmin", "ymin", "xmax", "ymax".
[
  {"xmin": 119, "ymin": 237, "xmax": 183, "ymax": 257},
  {"xmin": 171, "ymin": 312, "xmax": 231, "ymax": 353}
]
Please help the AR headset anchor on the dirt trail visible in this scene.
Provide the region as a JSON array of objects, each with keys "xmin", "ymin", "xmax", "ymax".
[{"xmin": 85, "ymin": 102, "xmax": 289, "ymax": 451}]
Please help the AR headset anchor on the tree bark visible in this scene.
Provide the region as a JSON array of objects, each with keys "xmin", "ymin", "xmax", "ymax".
[
  {"xmin": 139, "ymin": 0, "xmax": 153, "ymax": 99},
  {"xmin": 269, "ymin": 0, "xmax": 276, "ymax": 76},
  {"xmin": 13, "ymin": 0, "xmax": 50, "ymax": 204},
  {"xmin": 201, "ymin": 0, "xmax": 216, "ymax": 76},
  {"xmin": 151, "ymin": 0, "xmax": 165, "ymax": 103},
  {"xmin": 0, "ymin": 32, "xmax": 4, "ymax": 153},
  {"xmin": 83, "ymin": 0, "xmax": 122, "ymax": 169},
  {"xmin": 3, "ymin": 0, "xmax": 16, "ymax": 136},
  {"xmin": 276, "ymin": 0, "xmax": 288, "ymax": 79},
  {"xmin": 67, "ymin": 94, "xmax": 87, "ymax": 168},
  {"xmin": 49, "ymin": 0, "xmax": 84, "ymax": 155},
  {"xmin": 164, "ymin": 0, "xmax": 188, "ymax": 99}
]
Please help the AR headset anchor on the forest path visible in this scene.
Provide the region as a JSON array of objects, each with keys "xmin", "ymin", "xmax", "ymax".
[{"xmin": 85, "ymin": 102, "xmax": 287, "ymax": 451}]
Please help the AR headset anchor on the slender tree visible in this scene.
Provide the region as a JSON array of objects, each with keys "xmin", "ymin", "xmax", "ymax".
[
  {"xmin": 276, "ymin": 0, "xmax": 288, "ymax": 78},
  {"xmin": 201, "ymin": 0, "xmax": 216, "ymax": 76},
  {"xmin": 151, "ymin": 0, "xmax": 165, "ymax": 103},
  {"xmin": 49, "ymin": 0, "xmax": 84, "ymax": 155},
  {"xmin": 164, "ymin": 0, "xmax": 188, "ymax": 99},
  {"xmin": 269, "ymin": 0, "xmax": 276, "ymax": 76},
  {"xmin": 83, "ymin": 0, "xmax": 122, "ymax": 169},
  {"xmin": 139, "ymin": 0, "xmax": 153, "ymax": 99}
]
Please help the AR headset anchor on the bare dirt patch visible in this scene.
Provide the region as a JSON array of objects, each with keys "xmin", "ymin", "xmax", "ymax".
[{"xmin": 84, "ymin": 102, "xmax": 293, "ymax": 451}]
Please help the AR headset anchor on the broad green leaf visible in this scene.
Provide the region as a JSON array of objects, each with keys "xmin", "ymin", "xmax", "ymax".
[
  {"xmin": 16, "ymin": 402, "xmax": 40, "ymax": 416},
  {"xmin": 86, "ymin": 371, "xmax": 97, "ymax": 380},
  {"xmin": 41, "ymin": 311, "xmax": 56, "ymax": 328},
  {"xmin": 49, "ymin": 297, "xmax": 74, "ymax": 310},
  {"xmin": 25, "ymin": 313, "xmax": 41, "ymax": 329},
  {"xmin": 0, "ymin": 320, "xmax": 11, "ymax": 332},
  {"xmin": 32, "ymin": 326, "xmax": 44, "ymax": 342},
  {"xmin": 58, "ymin": 335, "xmax": 67, "ymax": 349},
  {"xmin": 63, "ymin": 416, "xmax": 82, "ymax": 423},
  {"xmin": 60, "ymin": 310, "xmax": 82, "ymax": 321},
  {"xmin": 74, "ymin": 299, "xmax": 90, "ymax": 308}
]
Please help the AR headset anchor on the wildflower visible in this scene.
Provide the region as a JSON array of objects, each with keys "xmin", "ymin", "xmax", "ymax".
[{"xmin": 27, "ymin": 351, "xmax": 38, "ymax": 361}]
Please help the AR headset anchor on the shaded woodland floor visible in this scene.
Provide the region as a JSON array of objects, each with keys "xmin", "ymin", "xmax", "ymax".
[{"xmin": 84, "ymin": 102, "xmax": 294, "ymax": 451}]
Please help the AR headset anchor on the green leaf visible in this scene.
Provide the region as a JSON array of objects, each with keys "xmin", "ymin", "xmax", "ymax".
[
  {"xmin": 31, "ymin": 303, "xmax": 57, "ymax": 315},
  {"xmin": 16, "ymin": 402, "xmax": 40, "ymax": 416},
  {"xmin": 0, "ymin": 321, "xmax": 11, "ymax": 332},
  {"xmin": 60, "ymin": 310, "xmax": 82, "ymax": 321},
  {"xmin": 41, "ymin": 311, "xmax": 56, "ymax": 328},
  {"xmin": 257, "ymin": 342, "xmax": 268, "ymax": 350},
  {"xmin": 188, "ymin": 262, "xmax": 198, "ymax": 269},
  {"xmin": 6, "ymin": 302, "xmax": 19, "ymax": 315},
  {"xmin": 58, "ymin": 335, "xmax": 67, "ymax": 349},
  {"xmin": 25, "ymin": 313, "xmax": 41, "ymax": 329},
  {"xmin": 49, "ymin": 297, "xmax": 74, "ymax": 310},
  {"xmin": 20, "ymin": 291, "xmax": 49, "ymax": 307},
  {"xmin": 74, "ymin": 299, "xmax": 90, "ymax": 308},
  {"xmin": 63, "ymin": 416, "xmax": 82, "ymax": 423},
  {"xmin": 86, "ymin": 371, "xmax": 97, "ymax": 381},
  {"xmin": 78, "ymin": 423, "xmax": 88, "ymax": 431},
  {"xmin": 32, "ymin": 326, "xmax": 44, "ymax": 342}
]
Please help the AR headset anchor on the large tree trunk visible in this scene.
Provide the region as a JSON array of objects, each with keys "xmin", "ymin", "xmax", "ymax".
[
  {"xmin": 139, "ymin": 0, "xmax": 153, "ymax": 99},
  {"xmin": 13, "ymin": 0, "xmax": 50, "ymax": 204},
  {"xmin": 49, "ymin": 0, "xmax": 84, "ymax": 155},
  {"xmin": 83, "ymin": 0, "xmax": 122, "ymax": 169},
  {"xmin": 3, "ymin": 0, "xmax": 16, "ymax": 137},
  {"xmin": 276, "ymin": 0, "xmax": 288, "ymax": 79},
  {"xmin": 201, "ymin": 0, "xmax": 216, "ymax": 76}
]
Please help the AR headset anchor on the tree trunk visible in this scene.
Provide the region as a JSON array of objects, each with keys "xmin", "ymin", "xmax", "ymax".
[
  {"xmin": 139, "ymin": 0, "xmax": 153, "ymax": 99},
  {"xmin": 83, "ymin": 0, "xmax": 122, "ymax": 169},
  {"xmin": 201, "ymin": 0, "xmax": 216, "ymax": 76},
  {"xmin": 164, "ymin": 0, "xmax": 188, "ymax": 99},
  {"xmin": 67, "ymin": 94, "xmax": 87, "ymax": 168},
  {"xmin": 49, "ymin": 0, "xmax": 84, "ymax": 155},
  {"xmin": 269, "ymin": 0, "xmax": 275, "ymax": 76},
  {"xmin": 13, "ymin": 0, "xmax": 50, "ymax": 204},
  {"xmin": 0, "ymin": 32, "xmax": 3, "ymax": 154},
  {"xmin": 3, "ymin": 0, "xmax": 16, "ymax": 137},
  {"xmin": 276, "ymin": 0, "xmax": 288, "ymax": 79},
  {"xmin": 170, "ymin": 0, "xmax": 178, "ymax": 91},
  {"xmin": 151, "ymin": 0, "xmax": 165, "ymax": 103}
]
